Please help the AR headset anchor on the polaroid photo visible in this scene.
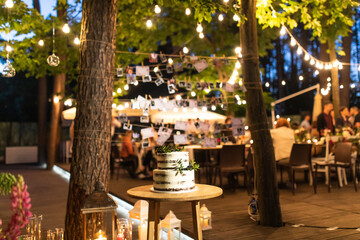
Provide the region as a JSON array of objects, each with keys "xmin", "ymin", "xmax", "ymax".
[
  {"xmin": 213, "ymin": 123, "xmax": 221, "ymax": 134},
  {"xmin": 200, "ymin": 133, "xmax": 206, "ymax": 139},
  {"xmin": 159, "ymin": 126, "xmax": 173, "ymax": 137},
  {"xmin": 119, "ymin": 114, "xmax": 128, "ymax": 123},
  {"xmin": 142, "ymin": 75, "xmax": 152, "ymax": 82},
  {"xmin": 140, "ymin": 116, "xmax": 150, "ymax": 123},
  {"xmin": 142, "ymin": 139, "xmax": 150, "ymax": 148},
  {"xmin": 150, "ymin": 100, "xmax": 156, "ymax": 107},
  {"xmin": 155, "ymin": 77, "xmax": 164, "ymax": 86},
  {"xmin": 201, "ymin": 82, "xmax": 209, "ymax": 90},
  {"xmin": 123, "ymin": 123, "xmax": 132, "ymax": 130},
  {"xmin": 194, "ymin": 59, "xmax": 208, "ymax": 73},
  {"xmin": 181, "ymin": 100, "xmax": 190, "ymax": 107},
  {"xmin": 149, "ymin": 53, "xmax": 158, "ymax": 63},
  {"xmin": 131, "ymin": 99, "xmax": 140, "ymax": 109},
  {"xmin": 220, "ymin": 136, "xmax": 229, "ymax": 143},
  {"xmin": 186, "ymin": 82, "xmax": 192, "ymax": 91},
  {"xmin": 187, "ymin": 134, "xmax": 194, "ymax": 142},
  {"xmin": 166, "ymin": 65, "xmax": 173, "ymax": 74},
  {"xmin": 194, "ymin": 121, "xmax": 201, "ymax": 129},
  {"xmin": 116, "ymin": 68, "xmax": 123, "ymax": 77},
  {"xmin": 136, "ymin": 66, "xmax": 150, "ymax": 76},
  {"xmin": 222, "ymin": 103, "xmax": 228, "ymax": 111},
  {"xmin": 157, "ymin": 134, "xmax": 170, "ymax": 146},
  {"xmin": 175, "ymin": 120, "xmax": 188, "ymax": 131},
  {"xmin": 209, "ymin": 82, "xmax": 215, "ymax": 90},
  {"xmin": 189, "ymin": 100, "xmax": 198, "ymax": 108},
  {"xmin": 203, "ymin": 137, "xmax": 217, "ymax": 147},
  {"xmin": 133, "ymin": 132, "xmax": 140, "ymax": 139},
  {"xmin": 178, "ymin": 81, "xmax": 186, "ymax": 88},
  {"xmin": 143, "ymin": 106, "xmax": 150, "ymax": 116},
  {"xmin": 126, "ymin": 74, "xmax": 136, "ymax": 84},
  {"xmin": 160, "ymin": 53, "xmax": 167, "ymax": 63},
  {"xmin": 169, "ymin": 78, "xmax": 177, "ymax": 85},
  {"xmin": 174, "ymin": 134, "xmax": 188, "ymax": 145},
  {"xmin": 233, "ymin": 126, "xmax": 245, "ymax": 137},
  {"xmin": 195, "ymin": 82, "xmax": 202, "ymax": 90},
  {"xmin": 200, "ymin": 122, "xmax": 210, "ymax": 132},
  {"xmin": 216, "ymin": 82, "xmax": 222, "ymax": 89},
  {"xmin": 126, "ymin": 67, "xmax": 134, "ymax": 74},
  {"xmin": 168, "ymin": 84, "xmax": 176, "ymax": 94},
  {"xmin": 141, "ymin": 127, "xmax": 155, "ymax": 139}
]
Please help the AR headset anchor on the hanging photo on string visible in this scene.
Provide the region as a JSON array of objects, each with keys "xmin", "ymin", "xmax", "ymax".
[
  {"xmin": 203, "ymin": 137, "xmax": 217, "ymax": 147},
  {"xmin": 141, "ymin": 127, "xmax": 155, "ymax": 139},
  {"xmin": 187, "ymin": 134, "xmax": 194, "ymax": 143},
  {"xmin": 194, "ymin": 59, "xmax": 208, "ymax": 73},
  {"xmin": 178, "ymin": 81, "xmax": 186, "ymax": 88},
  {"xmin": 201, "ymin": 82, "xmax": 209, "ymax": 90},
  {"xmin": 216, "ymin": 82, "xmax": 222, "ymax": 89},
  {"xmin": 155, "ymin": 77, "xmax": 164, "ymax": 86},
  {"xmin": 156, "ymin": 134, "xmax": 170, "ymax": 146},
  {"xmin": 223, "ymin": 57, "xmax": 229, "ymax": 65},
  {"xmin": 126, "ymin": 74, "xmax": 136, "ymax": 84},
  {"xmin": 136, "ymin": 66, "xmax": 150, "ymax": 76},
  {"xmin": 143, "ymin": 75, "xmax": 152, "ymax": 82},
  {"xmin": 168, "ymin": 83, "xmax": 176, "ymax": 94},
  {"xmin": 166, "ymin": 65, "xmax": 173, "ymax": 74},
  {"xmin": 119, "ymin": 114, "xmax": 128, "ymax": 123},
  {"xmin": 140, "ymin": 116, "xmax": 150, "ymax": 123},
  {"xmin": 209, "ymin": 83, "xmax": 215, "ymax": 90},
  {"xmin": 116, "ymin": 68, "xmax": 123, "ymax": 77},
  {"xmin": 222, "ymin": 103, "xmax": 228, "ymax": 111},
  {"xmin": 142, "ymin": 139, "xmax": 150, "ymax": 148},
  {"xmin": 174, "ymin": 134, "xmax": 188, "ymax": 145},
  {"xmin": 123, "ymin": 123, "xmax": 132, "ymax": 130},
  {"xmin": 126, "ymin": 67, "xmax": 134, "ymax": 74},
  {"xmin": 173, "ymin": 62, "xmax": 183, "ymax": 72},
  {"xmin": 186, "ymin": 82, "xmax": 192, "ymax": 91},
  {"xmin": 169, "ymin": 77, "xmax": 177, "ymax": 85},
  {"xmin": 200, "ymin": 133, "xmax": 206, "ymax": 140},
  {"xmin": 143, "ymin": 106, "xmax": 150, "ymax": 116},
  {"xmin": 159, "ymin": 126, "xmax": 172, "ymax": 137},
  {"xmin": 181, "ymin": 100, "xmax": 189, "ymax": 107},
  {"xmin": 149, "ymin": 53, "xmax": 158, "ymax": 63},
  {"xmin": 160, "ymin": 53, "xmax": 167, "ymax": 63},
  {"xmin": 195, "ymin": 82, "xmax": 202, "ymax": 90}
]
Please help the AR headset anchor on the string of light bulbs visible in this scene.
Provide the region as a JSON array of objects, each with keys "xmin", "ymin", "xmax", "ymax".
[{"xmin": 2, "ymin": 0, "xmax": 16, "ymax": 77}]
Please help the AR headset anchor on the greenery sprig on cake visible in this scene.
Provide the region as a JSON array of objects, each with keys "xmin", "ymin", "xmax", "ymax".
[
  {"xmin": 156, "ymin": 145, "xmax": 184, "ymax": 153},
  {"xmin": 175, "ymin": 159, "xmax": 200, "ymax": 175}
]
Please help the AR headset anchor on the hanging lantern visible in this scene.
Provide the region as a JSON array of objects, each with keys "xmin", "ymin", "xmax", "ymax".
[
  {"xmin": 81, "ymin": 182, "xmax": 117, "ymax": 240},
  {"xmin": 2, "ymin": 59, "xmax": 16, "ymax": 77},
  {"xmin": 129, "ymin": 200, "xmax": 148, "ymax": 240},
  {"xmin": 159, "ymin": 211, "xmax": 181, "ymax": 240},
  {"xmin": 200, "ymin": 204, "xmax": 212, "ymax": 230},
  {"xmin": 47, "ymin": 53, "xmax": 60, "ymax": 67}
]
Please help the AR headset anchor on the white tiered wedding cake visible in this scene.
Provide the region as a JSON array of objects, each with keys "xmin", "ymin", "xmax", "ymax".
[{"xmin": 153, "ymin": 151, "xmax": 196, "ymax": 192}]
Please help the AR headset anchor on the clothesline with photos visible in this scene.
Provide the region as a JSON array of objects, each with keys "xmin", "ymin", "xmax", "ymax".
[{"xmin": 113, "ymin": 116, "xmax": 246, "ymax": 148}]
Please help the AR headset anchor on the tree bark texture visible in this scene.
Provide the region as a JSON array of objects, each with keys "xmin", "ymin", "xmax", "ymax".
[
  {"xmin": 65, "ymin": 0, "xmax": 117, "ymax": 239},
  {"xmin": 319, "ymin": 43, "xmax": 330, "ymax": 104},
  {"xmin": 341, "ymin": 33, "xmax": 352, "ymax": 107},
  {"xmin": 240, "ymin": 0, "xmax": 282, "ymax": 227},
  {"xmin": 328, "ymin": 40, "xmax": 340, "ymax": 120},
  {"xmin": 33, "ymin": 0, "xmax": 47, "ymax": 166}
]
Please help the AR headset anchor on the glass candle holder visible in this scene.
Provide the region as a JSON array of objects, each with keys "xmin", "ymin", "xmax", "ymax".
[{"xmin": 117, "ymin": 218, "xmax": 132, "ymax": 240}]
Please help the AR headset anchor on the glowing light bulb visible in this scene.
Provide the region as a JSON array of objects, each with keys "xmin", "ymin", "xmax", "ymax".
[
  {"xmin": 310, "ymin": 58, "xmax": 315, "ymax": 65},
  {"xmin": 351, "ymin": 83, "xmax": 356, "ymax": 89},
  {"xmin": 124, "ymin": 84, "xmax": 129, "ymax": 90},
  {"xmin": 163, "ymin": 98, "xmax": 168, "ymax": 103},
  {"xmin": 146, "ymin": 20, "xmax": 152, "ymax": 28},
  {"xmin": 62, "ymin": 23, "xmax": 70, "ymax": 33},
  {"xmin": 185, "ymin": 8, "xmax": 191, "ymax": 15},
  {"xmin": 281, "ymin": 80, "xmax": 286, "ymax": 86},
  {"xmin": 154, "ymin": 5, "xmax": 161, "ymax": 14},
  {"xmin": 174, "ymin": 108, "xmax": 178, "ymax": 112},
  {"xmin": 235, "ymin": 47, "xmax": 242, "ymax": 54},
  {"xmin": 296, "ymin": 47, "xmax": 302, "ymax": 55},
  {"xmin": 358, "ymin": 65, "xmax": 360, "ymax": 71},
  {"xmin": 276, "ymin": 115, "xmax": 280, "ymax": 119},
  {"xmin": 287, "ymin": 118, "xmax": 291, "ymax": 122},
  {"xmin": 125, "ymin": 102, "xmax": 129, "ymax": 108},
  {"xmin": 340, "ymin": 84, "xmax": 344, "ymax": 89},
  {"xmin": 5, "ymin": 44, "xmax": 12, "ymax": 52},
  {"xmin": 193, "ymin": 108, "xmax": 198, "ymax": 112},
  {"xmin": 196, "ymin": 24, "xmax": 203, "ymax": 33},
  {"xmin": 153, "ymin": 66, "xmax": 159, "ymax": 72},
  {"xmin": 280, "ymin": 26, "xmax": 286, "ymax": 35},
  {"xmin": 321, "ymin": 88, "xmax": 329, "ymax": 96},
  {"xmin": 223, "ymin": 0, "xmax": 229, "ymax": 3},
  {"xmin": 327, "ymin": 82, "xmax": 332, "ymax": 87},
  {"xmin": 233, "ymin": 14, "xmax": 240, "ymax": 21},
  {"xmin": 38, "ymin": 40, "xmax": 44, "ymax": 46},
  {"xmin": 235, "ymin": 61, "xmax": 241, "ymax": 69},
  {"xmin": 202, "ymin": 106, "xmax": 207, "ymax": 112},
  {"xmin": 113, "ymin": 92, "xmax": 115, "ymax": 96},
  {"xmin": 327, "ymin": 77, "xmax": 331, "ymax": 82},
  {"xmin": 338, "ymin": 64, "xmax": 343, "ymax": 70},
  {"xmin": 183, "ymin": 47, "xmax": 189, "ymax": 54},
  {"xmin": 134, "ymin": 80, "xmax": 139, "ymax": 86},
  {"xmin": 112, "ymin": 103, "xmax": 116, "ymax": 108},
  {"xmin": 299, "ymin": 75, "xmax": 304, "ymax": 81},
  {"xmin": 204, "ymin": 88, "xmax": 210, "ymax": 93},
  {"xmin": 175, "ymin": 95, "xmax": 182, "ymax": 101},
  {"xmin": 191, "ymin": 91, "xmax": 196, "ymax": 97},
  {"xmin": 199, "ymin": 32, "xmax": 204, "ymax": 39},
  {"xmin": 250, "ymin": 140, "xmax": 253, "ymax": 144},
  {"xmin": 53, "ymin": 96, "xmax": 59, "ymax": 103},
  {"xmin": 290, "ymin": 38, "xmax": 296, "ymax": 46},
  {"xmin": 242, "ymin": 100, "xmax": 246, "ymax": 104},
  {"xmin": 218, "ymin": 14, "xmax": 224, "ymax": 21},
  {"xmin": 211, "ymin": 105, "xmax": 216, "ymax": 111},
  {"xmin": 237, "ymin": 100, "xmax": 241, "ymax": 105},
  {"xmin": 168, "ymin": 58, "xmax": 173, "ymax": 64},
  {"xmin": 314, "ymin": 70, "xmax": 319, "ymax": 76},
  {"xmin": 5, "ymin": 0, "xmax": 13, "ymax": 8},
  {"xmin": 245, "ymin": 125, "xmax": 249, "ymax": 130},
  {"xmin": 64, "ymin": 99, "xmax": 72, "ymax": 106},
  {"xmin": 117, "ymin": 88, "xmax": 122, "ymax": 93},
  {"xmin": 265, "ymin": 82, "xmax": 270, "ymax": 87},
  {"xmin": 74, "ymin": 37, "xmax": 80, "ymax": 45},
  {"xmin": 182, "ymin": 108, "xmax": 188, "ymax": 112}
]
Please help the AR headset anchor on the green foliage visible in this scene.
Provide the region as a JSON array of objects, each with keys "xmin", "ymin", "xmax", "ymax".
[
  {"xmin": 156, "ymin": 145, "xmax": 184, "ymax": 153},
  {"xmin": 174, "ymin": 159, "xmax": 200, "ymax": 175},
  {"xmin": 0, "ymin": 172, "xmax": 17, "ymax": 196}
]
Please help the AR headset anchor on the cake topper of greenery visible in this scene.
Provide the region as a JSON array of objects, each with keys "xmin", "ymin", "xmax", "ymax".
[
  {"xmin": 175, "ymin": 159, "xmax": 200, "ymax": 175},
  {"xmin": 156, "ymin": 145, "xmax": 184, "ymax": 153}
]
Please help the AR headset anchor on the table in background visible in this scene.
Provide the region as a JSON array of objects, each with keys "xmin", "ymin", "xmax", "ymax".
[{"xmin": 127, "ymin": 184, "xmax": 223, "ymax": 240}]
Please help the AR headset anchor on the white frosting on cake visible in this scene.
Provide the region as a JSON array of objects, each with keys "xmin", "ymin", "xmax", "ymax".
[
  {"xmin": 153, "ymin": 169, "xmax": 195, "ymax": 191},
  {"xmin": 153, "ymin": 151, "xmax": 195, "ymax": 192},
  {"xmin": 156, "ymin": 152, "xmax": 189, "ymax": 169}
]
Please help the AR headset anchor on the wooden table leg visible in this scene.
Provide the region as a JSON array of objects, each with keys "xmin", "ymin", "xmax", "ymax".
[
  {"xmin": 147, "ymin": 200, "xmax": 160, "ymax": 240},
  {"xmin": 191, "ymin": 200, "xmax": 203, "ymax": 240}
]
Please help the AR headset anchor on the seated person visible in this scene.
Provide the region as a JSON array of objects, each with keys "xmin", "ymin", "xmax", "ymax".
[
  {"xmin": 120, "ymin": 131, "xmax": 138, "ymax": 178},
  {"xmin": 271, "ymin": 118, "xmax": 295, "ymax": 161}
]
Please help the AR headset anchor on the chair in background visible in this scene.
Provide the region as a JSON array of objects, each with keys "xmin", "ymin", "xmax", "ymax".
[
  {"xmin": 315, "ymin": 142, "xmax": 357, "ymax": 192},
  {"xmin": 213, "ymin": 145, "xmax": 247, "ymax": 190},
  {"xmin": 277, "ymin": 144, "xmax": 314, "ymax": 195},
  {"xmin": 193, "ymin": 149, "xmax": 218, "ymax": 184}
]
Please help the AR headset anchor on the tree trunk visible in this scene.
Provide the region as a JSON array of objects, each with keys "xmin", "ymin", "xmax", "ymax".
[
  {"xmin": 65, "ymin": 0, "xmax": 117, "ymax": 238},
  {"xmin": 341, "ymin": 33, "xmax": 352, "ymax": 107},
  {"xmin": 33, "ymin": 0, "xmax": 47, "ymax": 166},
  {"xmin": 240, "ymin": 0, "xmax": 282, "ymax": 227},
  {"xmin": 328, "ymin": 40, "xmax": 340, "ymax": 120},
  {"xmin": 319, "ymin": 43, "xmax": 330, "ymax": 103}
]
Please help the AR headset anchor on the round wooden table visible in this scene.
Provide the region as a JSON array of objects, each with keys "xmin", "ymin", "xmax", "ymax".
[{"xmin": 127, "ymin": 184, "xmax": 223, "ymax": 240}]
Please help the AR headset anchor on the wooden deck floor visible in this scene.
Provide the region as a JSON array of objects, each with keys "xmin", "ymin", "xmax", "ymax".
[{"xmin": 1, "ymin": 163, "xmax": 360, "ymax": 239}]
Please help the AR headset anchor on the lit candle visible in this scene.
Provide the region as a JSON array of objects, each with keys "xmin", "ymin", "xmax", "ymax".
[
  {"xmin": 95, "ymin": 230, "xmax": 107, "ymax": 240},
  {"xmin": 204, "ymin": 219, "xmax": 209, "ymax": 227},
  {"xmin": 117, "ymin": 232, "xmax": 125, "ymax": 240},
  {"xmin": 200, "ymin": 217, "xmax": 204, "ymax": 227}
]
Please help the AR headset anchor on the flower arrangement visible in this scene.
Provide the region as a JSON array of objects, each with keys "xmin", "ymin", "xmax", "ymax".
[
  {"xmin": 174, "ymin": 159, "xmax": 200, "ymax": 175},
  {"xmin": 0, "ymin": 173, "xmax": 32, "ymax": 240},
  {"xmin": 155, "ymin": 145, "xmax": 184, "ymax": 153}
]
